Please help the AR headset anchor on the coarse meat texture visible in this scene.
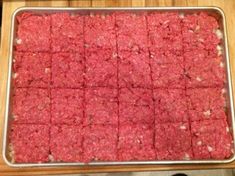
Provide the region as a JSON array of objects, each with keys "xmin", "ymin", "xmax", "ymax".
[
  {"xmin": 51, "ymin": 52, "xmax": 84, "ymax": 88},
  {"xmin": 51, "ymin": 89, "xmax": 84, "ymax": 125},
  {"xmin": 185, "ymin": 50, "xmax": 225, "ymax": 88},
  {"xmin": 85, "ymin": 49, "xmax": 118, "ymax": 88},
  {"xmin": 119, "ymin": 87, "xmax": 154, "ymax": 124},
  {"xmin": 147, "ymin": 12, "xmax": 183, "ymax": 54},
  {"xmin": 191, "ymin": 119, "xmax": 232, "ymax": 159},
  {"xmin": 155, "ymin": 122, "xmax": 193, "ymax": 160},
  {"xmin": 151, "ymin": 63, "xmax": 185, "ymax": 89},
  {"xmin": 11, "ymin": 12, "xmax": 232, "ymax": 163},
  {"xmin": 16, "ymin": 13, "xmax": 51, "ymax": 52},
  {"xmin": 51, "ymin": 13, "xmax": 84, "ymax": 52},
  {"xmin": 83, "ymin": 125, "xmax": 118, "ymax": 162},
  {"xmin": 12, "ymin": 88, "xmax": 50, "ymax": 124},
  {"xmin": 186, "ymin": 88, "xmax": 226, "ymax": 122},
  {"xmin": 154, "ymin": 89, "xmax": 189, "ymax": 123},
  {"xmin": 10, "ymin": 124, "xmax": 49, "ymax": 163},
  {"xmin": 84, "ymin": 13, "xmax": 116, "ymax": 51},
  {"xmin": 85, "ymin": 87, "xmax": 118, "ymax": 125},
  {"xmin": 119, "ymin": 87, "xmax": 153, "ymax": 106},
  {"xmin": 13, "ymin": 52, "xmax": 51, "ymax": 88},
  {"xmin": 118, "ymin": 50, "xmax": 152, "ymax": 88},
  {"xmin": 50, "ymin": 125, "xmax": 83, "ymax": 162},
  {"xmin": 118, "ymin": 124, "xmax": 155, "ymax": 161},
  {"xmin": 116, "ymin": 12, "xmax": 148, "ymax": 52},
  {"xmin": 150, "ymin": 50, "xmax": 184, "ymax": 65},
  {"xmin": 182, "ymin": 12, "xmax": 220, "ymax": 52}
]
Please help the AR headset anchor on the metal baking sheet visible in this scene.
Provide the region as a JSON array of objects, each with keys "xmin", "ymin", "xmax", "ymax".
[{"xmin": 2, "ymin": 7, "xmax": 235, "ymax": 167}]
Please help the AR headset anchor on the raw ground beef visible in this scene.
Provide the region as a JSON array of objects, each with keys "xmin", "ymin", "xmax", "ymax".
[
  {"xmin": 118, "ymin": 124, "xmax": 155, "ymax": 161},
  {"xmin": 187, "ymin": 88, "xmax": 226, "ymax": 122},
  {"xmin": 10, "ymin": 124, "xmax": 49, "ymax": 163},
  {"xmin": 185, "ymin": 50, "xmax": 225, "ymax": 88},
  {"xmin": 51, "ymin": 13, "xmax": 84, "ymax": 53},
  {"xmin": 182, "ymin": 12, "xmax": 220, "ymax": 52},
  {"xmin": 11, "ymin": 11, "xmax": 231, "ymax": 163},
  {"xmin": 147, "ymin": 12, "xmax": 183, "ymax": 54},
  {"xmin": 154, "ymin": 89, "xmax": 188, "ymax": 123},
  {"xmin": 191, "ymin": 119, "xmax": 232, "ymax": 159},
  {"xmin": 118, "ymin": 50, "xmax": 152, "ymax": 88},
  {"xmin": 84, "ymin": 13, "xmax": 116, "ymax": 51},
  {"xmin": 150, "ymin": 50, "xmax": 184, "ymax": 65},
  {"xmin": 51, "ymin": 89, "xmax": 84, "ymax": 125},
  {"xmin": 51, "ymin": 52, "xmax": 84, "ymax": 88},
  {"xmin": 13, "ymin": 52, "xmax": 51, "ymax": 88},
  {"xmin": 151, "ymin": 63, "xmax": 185, "ymax": 88},
  {"xmin": 13, "ymin": 88, "xmax": 50, "ymax": 124},
  {"xmin": 155, "ymin": 122, "xmax": 193, "ymax": 160},
  {"xmin": 85, "ymin": 49, "xmax": 117, "ymax": 88},
  {"xmin": 85, "ymin": 88, "xmax": 118, "ymax": 125},
  {"xmin": 15, "ymin": 13, "xmax": 51, "ymax": 52},
  {"xmin": 83, "ymin": 125, "xmax": 118, "ymax": 162},
  {"xmin": 119, "ymin": 87, "xmax": 154, "ymax": 124},
  {"xmin": 50, "ymin": 125, "xmax": 83, "ymax": 162},
  {"xmin": 116, "ymin": 12, "xmax": 148, "ymax": 52}
]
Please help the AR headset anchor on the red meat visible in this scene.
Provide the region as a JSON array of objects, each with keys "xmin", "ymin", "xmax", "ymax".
[
  {"xmin": 10, "ymin": 124, "xmax": 49, "ymax": 163},
  {"xmin": 119, "ymin": 50, "xmax": 152, "ymax": 88},
  {"xmin": 83, "ymin": 125, "xmax": 118, "ymax": 162},
  {"xmin": 50, "ymin": 125, "xmax": 83, "ymax": 162},
  {"xmin": 52, "ymin": 52, "xmax": 84, "ymax": 88},
  {"xmin": 187, "ymin": 88, "xmax": 226, "ymax": 121},
  {"xmin": 85, "ymin": 88, "xmax": 118, "ymax": 125},
  {"xmin": 155, "ymin": 122, "xmax": 193, "ymax": 160},
  {"xmin": 118, "ymin": 124, "xmax": 155, "ymax": 161},
  {"xmin": 16, "ymin": 13, "xmax": 51, "ymax": 52},
  {"xmin": 13, "ymin": 52, "xmax": 51, "ymax": 88},
  {"xmin": 51, "ymin": 89, "xmax": 84, "ymax": 125},
  {"xmin": 154, "ymin": 89, "xmax": 188, "ymax": 123},
  {"xmin": 13, "ymin": 88, "xmax": 50, "ymax": 124},
  {"xmin": 185, "ymin": 50, "xmax": 225, "ymax": 88},
  {"xmin": 51, "ymin": 13, "xmax": 84, "ymax": 52},
  {"xmin": 151, "ymin": 63, "xmax": 185, "ymax": 88},
  {"xmin": 84, "ymin": 13, "xmax": 116, "ymax": 50},
  {"xmin": 85, "ymin": 49, "xmax": 117, "ymax": 88},
  {"xmin": 191, "ymin": 119, "xmax": 232, "ymax": 159},
  {"xmin": 116, "ymin": 12, "xmax": 148, "ymax": 52}
]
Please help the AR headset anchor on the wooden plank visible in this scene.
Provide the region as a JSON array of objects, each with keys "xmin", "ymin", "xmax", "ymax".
[{"xmin": 1, "ymin": 0, "xmax": 235, "ymax": 175}]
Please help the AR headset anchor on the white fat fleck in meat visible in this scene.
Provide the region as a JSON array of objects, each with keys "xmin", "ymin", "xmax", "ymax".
[
  {"xmin": 226, "ymin": 127, "xmax": 230, "ymax": 133},
  {"xmin": 221, "ymin": 88, "xmax": 226, "ymax": 94},
  {"xmin": 48, "ymin": 154, "xmax": 54, "ymax": 162},
  {"xmin": 196, "ymin": 76, "xmax": 202, "ymax": 82},
  {"xmin": 195, "ymin": 25, "xmax": 200, "ymax": 31},
  {"xmin": 215, "ymin": 29, "xmax": 223, "ymax": 39},
  {"xmin": 179, "ymin": 12, "xmax": 185, "ymax": 19},
  {"xmin": 203, "ymin": 110, "xmax": 211, "ymax": 117},
  {"xmin": 15, "ymin": 38, "xmax": 22, "ymax": 45},
  {"xmin": 101, "ymin": 14, "xmax": 106, "ymax": 19},
  {"xmin": 220, "ymin": 62, "xmax": 225, "ymax": 68},
  {"xmin": 45, "ymin": 68, "xmax": 50, "ymax": 74},
  {"xmin": 112, "ymin": 52, "xmax": 118, "ymax": 59},
  {"xmin": 183, "ymin": 153, "xmax": 190, "ymax": 160},
  {"xmin": 179, "ymin": 124, "xmax": 187, "ymax": 130},
  {"xmin": 197, "ymin": 141, "xmax": 202, "ymax": 146},
  {"xmin": 13, "ymin": 59, "xmax": 16, "ymax": 63},
  {"xmin": 163, "ymin": 20, "xmax": 170, "ymax": 25},
  {"xmin": 12, "ymin": 73, "xmax": 19, "ymax": 79},
  {"xmin": 207, "ymin": 146, "xmax": 213, "ymax": 152},
  {"xmin": 217, "ymin": 45, "xmax": 223, "ymax": 56},
  {"xmin": 90, "ymin": 12, "xmax": 94, "ymax": 17}
]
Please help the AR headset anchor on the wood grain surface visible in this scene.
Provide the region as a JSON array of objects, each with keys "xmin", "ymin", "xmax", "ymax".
[{"xmin": 0, "ymin": 0, "xmax": 235, "ymax": 175}]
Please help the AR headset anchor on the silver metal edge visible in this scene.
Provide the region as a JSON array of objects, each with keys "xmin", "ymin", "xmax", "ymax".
[{"xmin": 3, "ymin": 6, "xmax": 235, "ymax": 167}]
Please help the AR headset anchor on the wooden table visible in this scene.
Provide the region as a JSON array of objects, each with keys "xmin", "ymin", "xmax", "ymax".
[{"xmin": 0, "ymin": 0, "xmax": 235, "ymax": 175}]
